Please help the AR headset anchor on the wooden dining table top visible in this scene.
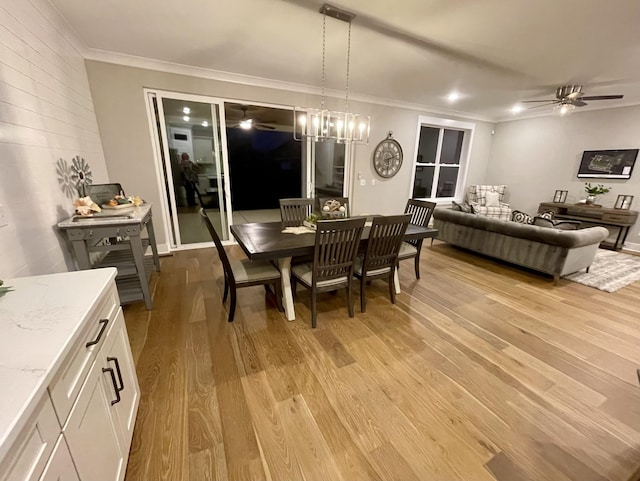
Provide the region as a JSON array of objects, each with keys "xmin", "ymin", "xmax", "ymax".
[{"xmin": 230, "ymin": 220, "xmax": 438, "ymax": 261}]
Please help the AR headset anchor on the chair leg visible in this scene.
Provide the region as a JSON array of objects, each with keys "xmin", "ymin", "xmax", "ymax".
[
  {"xmin": 360, "ymin": 276, "xmax": 366, "ymax": 313},
  {"xmin": 311, "ymin": 289, "xmax": 317, "ymax": 328},
  {"xmin": 414, "ymin": 253, "xmax": 421, "ymax": 280},
  {"xmin": 274, "ymin": 280, "xmax": 284, "ymax": 312},
  {"xmin": 223, "ymin": 276, "xmax": 229, "ymax": 303},
  {"xmin": 228, "ymin": 287, "xmax": 237, "ymax": 322},
  {"xmin": 388, "ymin": 272, "xmax": 396, "ymax": 304},
  {"xmin": 347, "ymin": 282, "xmax": 355, "ymax": 318}
]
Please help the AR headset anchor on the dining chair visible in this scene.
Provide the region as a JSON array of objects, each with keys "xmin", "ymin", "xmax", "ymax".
[
  {"xmin": 318, "ymin": 196, "xmax": 350, "ymax": 217},
  {"xmin": 200, "ymin": 209, "xmax": 282, "ymax": 322},
  {"xmin": 397, "ymin": 199, "xmax": 437, "ymax": 279},
  {"xmin": 291, "ymin": 217, "xmax": 366, "ymax": 328},
  {"xmin": 279, "ymin": 198, "xmax": 313, "ymax": 227},
  {"xmin": 354, "ymin": 214, "xmax": 411, "ymax": 312}
]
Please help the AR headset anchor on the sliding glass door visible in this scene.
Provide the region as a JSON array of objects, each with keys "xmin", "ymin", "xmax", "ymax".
[{"xmin": 147, "ymin": 91, "xmax": 231, "ymax": 248}]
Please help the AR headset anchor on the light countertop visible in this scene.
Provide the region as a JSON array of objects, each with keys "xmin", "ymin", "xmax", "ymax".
[{"xmin": 0, "ymin": 268, "xmax": 117, "ymax": 463}]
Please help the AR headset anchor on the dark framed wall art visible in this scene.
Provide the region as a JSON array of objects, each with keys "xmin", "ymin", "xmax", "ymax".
[{"xmin": 577, "ymin": 149, "xmax": 638, "ymax": 179}]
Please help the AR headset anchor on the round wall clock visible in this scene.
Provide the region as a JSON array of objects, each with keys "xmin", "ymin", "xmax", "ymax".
[{"xmin": 373, "ymin": 132, "xmax": 403, "ymax": 178}]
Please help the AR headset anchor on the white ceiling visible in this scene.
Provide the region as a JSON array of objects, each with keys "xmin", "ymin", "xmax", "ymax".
[{"xmin": 51, "ymin": 0, "xmax": 640, "ymax": 121}]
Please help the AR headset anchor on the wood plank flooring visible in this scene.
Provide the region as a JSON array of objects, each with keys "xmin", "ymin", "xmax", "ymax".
[{"xmin": 123, "ymin": 242, "xmax": 640, "ymax": 481}]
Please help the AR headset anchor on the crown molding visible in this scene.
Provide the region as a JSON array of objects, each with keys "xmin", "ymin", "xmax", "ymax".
[{"xmin": 83, "ymin": 48, "xmax": 495, "ymax": 123}]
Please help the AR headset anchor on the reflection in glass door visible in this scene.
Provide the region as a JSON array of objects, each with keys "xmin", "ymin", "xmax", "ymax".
[{"xmin": 148, "ymin": 92, "xmax": 231, "ymax": 248}]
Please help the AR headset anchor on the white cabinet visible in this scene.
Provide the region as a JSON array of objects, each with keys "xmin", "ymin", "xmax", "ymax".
[
  {"xmin": 38, "ymin": 437, "xmax": 79, "ymax": 481},
  {"xmin": 0, "ymin": 271, "xmax": 139, "ymax": 481},
  {"xmin": 64, "ymin": 309, "xmax": 139, "ymax": 481}
]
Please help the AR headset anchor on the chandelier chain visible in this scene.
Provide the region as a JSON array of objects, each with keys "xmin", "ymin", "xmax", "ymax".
[
  {"xmin": 321, "ymin": 12, "xmax": 326, "ymax": 110},
  {"xmin": 345, "ymin": 20, "xmax": 351, "ymax": 112}
]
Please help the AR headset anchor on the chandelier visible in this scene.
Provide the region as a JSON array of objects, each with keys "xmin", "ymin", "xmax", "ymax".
[{"xmin": 293, "ymin": 4, "xmax": 370, "ymax": 144}]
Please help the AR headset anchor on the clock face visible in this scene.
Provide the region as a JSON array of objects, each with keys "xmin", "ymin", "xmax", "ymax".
[{"xmin": 373, "ymin": 138, "xmax": 403, "ymax": 178}]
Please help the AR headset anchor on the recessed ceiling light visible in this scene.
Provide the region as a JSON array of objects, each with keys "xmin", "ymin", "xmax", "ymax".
[
  {"xmin": 201, "ymin": 121, "xmax": 208, "ymax": 127},
  {"xmin": 183, "ymin": 115, "xmax": 190, "ymax": 121},
  {"xmin": 183, "ymin": 107, "xmax": 190, "ymax": 114},
  {"xmin": 447, "ymin": 92, "xmax": 460, "ymax": 102},
  {"xmin": 511, "ymin": 105, "xmax": 523, "ymax": 113}
]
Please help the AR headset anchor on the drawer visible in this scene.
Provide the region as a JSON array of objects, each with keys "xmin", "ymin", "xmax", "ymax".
[
  {"xmin": 38, "ymin": 435, "xmax": 79, "ymax": 481},
  {"xmin": 603, "ymin": 214, "xmax": 632, "ymax": 223},
  {"xmin": 0, "ymin": 395, "xmax": 60, "ymax": 481},
  {"xmin": 48, "ymin": 283, "xmax": 119, "ymax": 426}
]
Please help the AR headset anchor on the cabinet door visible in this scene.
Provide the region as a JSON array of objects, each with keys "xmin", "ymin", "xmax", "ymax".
[
  {"xmin": 38, "ymin": 436, "xmax": 79, "ymax": 481},
  {"xmin": 64, "ymin": 352, "xmax": 125, "ymax": 481},
  {"xmin": 106, "ymin": 309, "xmax": 140, "ymax": 454}
]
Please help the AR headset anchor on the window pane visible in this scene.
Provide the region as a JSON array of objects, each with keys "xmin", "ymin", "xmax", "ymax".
[
  {"xmin": 413, "ymin": 166, "xmax": 434, "ymax": 198},
  {"xmin": 416, "ymin": 126, "xmax": 439, "ymax": 163},
  {"xmin": 440, "ymin": 129, "xmax": 464, "ymax": 164},
  {"xmin": 436, "ymin": 167, "xmax": 459, "ymax": 197}
]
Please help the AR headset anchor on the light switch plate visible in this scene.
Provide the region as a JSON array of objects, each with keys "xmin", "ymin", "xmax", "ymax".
[{"xmin": 0, "ymin": 204, "xmax": 7, "ymax": 228}]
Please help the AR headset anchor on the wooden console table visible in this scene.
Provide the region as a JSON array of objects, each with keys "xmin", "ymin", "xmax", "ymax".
[
  {"xmin": 58, "ymin": 204, "xmax": 161, "ymax": 309},
  {"xmin": 539, "ymin": 202, "xmax": 638, "ymax": 251}
]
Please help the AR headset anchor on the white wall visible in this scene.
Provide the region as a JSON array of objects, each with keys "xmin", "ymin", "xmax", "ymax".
[
  {"xmin": 84, "ymin": 60, "xmax": 494, "ymax": 248},
  {"xmin": 0, "ymin": 0, "xmax": 108, "ymax": 278},
  {"xmin": 489, "ymin": 105, "xmax": 640, "ymax": 249}
]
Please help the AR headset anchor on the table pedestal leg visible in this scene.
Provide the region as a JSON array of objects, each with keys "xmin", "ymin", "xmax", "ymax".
[
  {"xmin": 394, "ymin": 268, "xmax": 401, "ymax": 295},
  {"xmin": 277, "ymin": 257, "xmax": 295, "ymax": 321}
]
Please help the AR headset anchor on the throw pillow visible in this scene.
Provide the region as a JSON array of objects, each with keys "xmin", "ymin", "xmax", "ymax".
[
  {"xmin": 532, "ymin": 216, "xmax": 555, "ymax": 228},
  {"xmin": 452, "ymin": 200, "xmax": 474, "ymax": 213},
  {"xmin": 553, "ymin": 221, "xmax": 580, "ymax": 230},
  {"xmin": 537, "ymin": 211, "xmax": 555, "ymax": 220},
  {"xmin": 485, "ymin": 190, "xmax": 501, "ymax": 207},
  {"xmin": 511, "ymin": 210, "xmax": 534, "ymax": 224}
]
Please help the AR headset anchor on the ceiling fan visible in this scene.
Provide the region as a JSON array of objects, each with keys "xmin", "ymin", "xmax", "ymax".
[
  {"xmin": 229, "ymin": 106, "xmax": 276, "ymax": 130},
  {"xmin": 522, "ymin": 85, "xmax": 624, "ymax": 111}
]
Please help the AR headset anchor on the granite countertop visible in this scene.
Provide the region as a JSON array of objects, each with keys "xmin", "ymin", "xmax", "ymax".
[{"xmin": 0, "ymin": 268, "xmax": 117, "ymax": 463}]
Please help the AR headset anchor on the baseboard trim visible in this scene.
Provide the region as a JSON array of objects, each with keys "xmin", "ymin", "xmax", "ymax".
[{"xmin": 623, "ymin": 242, "xmax": 640, "ymax": 254}]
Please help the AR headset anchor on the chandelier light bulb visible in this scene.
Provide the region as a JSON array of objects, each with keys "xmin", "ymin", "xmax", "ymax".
[
  {"xmin": 183, "ymin": 115, "xmax": 189, "ymax": 121},
  {"xmin": 183, "ymin": 107, "xmax": 190, "ymax": 114}
]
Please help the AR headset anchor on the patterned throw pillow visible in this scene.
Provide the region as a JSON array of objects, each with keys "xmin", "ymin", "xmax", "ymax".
[
  {"xmin": 537, "ymin": 211, "xmax": 555, "ymax": 220},
  {"xmin": 485, "ymin": 191, "xmax": 501, "ymax": 207},
  {"xmin": 452, "ymin": 201, "xmax": 474, "ymax": 213},
  {"xmin": 511, "ymin": 210, "xmax": 534, "ymax": 224}
]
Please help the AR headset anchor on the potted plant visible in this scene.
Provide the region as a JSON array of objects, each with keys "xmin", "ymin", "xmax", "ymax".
[{"xmin": 584, "ymin": 183, "xmax": 610, "ymax": 205}]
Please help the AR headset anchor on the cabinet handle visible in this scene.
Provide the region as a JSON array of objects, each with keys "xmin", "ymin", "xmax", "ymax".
[
  {"xmin": 102, "ymin": 367, "xmax": 121, "ymax": 405},
  {"xmin": 107, "ymin": 356, "xmax": 124, "ymax": 393},
  {"xmin": 86, "ymin": 318, "xmax": 109, "ymax": 347}
]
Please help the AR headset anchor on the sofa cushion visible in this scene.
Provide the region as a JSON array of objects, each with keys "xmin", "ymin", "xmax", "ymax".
[
  {"xmin": 511, "ymin": 210, "xmax": 534, "ymax": 224},
  {"xmin": 532, "ymin": 216, "xmax": 555, "ymax": 228}
]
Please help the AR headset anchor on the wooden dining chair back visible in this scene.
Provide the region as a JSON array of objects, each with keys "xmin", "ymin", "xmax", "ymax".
[
  {"xmin": 279, "ymin": 198, "xmax": 313, "ymax": 227},
  {"xmin": 398, "ymin": 199, "xmax": 437, "ymax": 279},
  {"xmin": 291, "ymin": 217, "xmax": 366, "ymax": 328},
  {"xmin": 354, "ymin": 214, "xmax": 411, "ymax": 312},
  {"xmin": 200, "ymin": 209, "xmax": 282, "ymax": 322},
  {"xmin": 318, "ymin": 196, "xmax": 350, "ymax": 217}
]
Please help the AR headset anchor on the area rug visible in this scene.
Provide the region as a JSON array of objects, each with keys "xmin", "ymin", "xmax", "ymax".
[{"xmin": 563, "ymin": 249, "xmax": 640, "ymax": 292}]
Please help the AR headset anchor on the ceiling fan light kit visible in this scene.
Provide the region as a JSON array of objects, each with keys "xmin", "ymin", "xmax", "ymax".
[
  {"xmin": 521, "ymin": 84, "xmax": 624, "ymax": 115},
  {"xmin": 294, "ymin": 3, "xmax": 370, "ymax": 144}
]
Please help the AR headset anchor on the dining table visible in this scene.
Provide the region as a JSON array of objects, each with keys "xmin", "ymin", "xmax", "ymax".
[{"xmin": 230, "ymin": 220, "xmax": 438, "ymax": 321}]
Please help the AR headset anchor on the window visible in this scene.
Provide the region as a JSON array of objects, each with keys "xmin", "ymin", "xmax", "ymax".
[{"xmin": 411, "ymin": 116, "xmax": 475, "ymax": 201}]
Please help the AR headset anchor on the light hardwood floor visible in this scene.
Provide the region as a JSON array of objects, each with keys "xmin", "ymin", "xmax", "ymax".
[{"xmin": 123, "ymin": 242, "xmax": 640, "ymax": 481}]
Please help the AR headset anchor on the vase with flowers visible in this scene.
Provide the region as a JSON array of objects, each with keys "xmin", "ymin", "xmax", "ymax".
[{"xmin": 584, "ymin": 183, "xmax": 610, "ymax": 205}]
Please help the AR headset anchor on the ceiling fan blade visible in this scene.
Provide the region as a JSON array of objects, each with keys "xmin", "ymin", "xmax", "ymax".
[
  {"xmin": 568, "ymin": 100, "xmax": 587, "ymax": 107},
  {"xmin": 580, "ymin": 95, "xmax": 624, "ymax": 100},
  {"xmin": 256, "ymin": 123, "xmax": 276, "ymax": 130},
  {"xmin": 527, "ymin": 102, "xmax": 558, "ymax": 110},
  {"xmin": 521, "ymin": 99, "xmax": 557, "ymax": 103}
]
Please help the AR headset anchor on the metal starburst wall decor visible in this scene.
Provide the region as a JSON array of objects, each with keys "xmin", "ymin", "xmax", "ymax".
[{"xmin": 70, "ymin": 156, "xmax": 93, "ymax": 197}]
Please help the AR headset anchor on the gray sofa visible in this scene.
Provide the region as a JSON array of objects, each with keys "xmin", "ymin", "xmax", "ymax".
[{"xmin": 433, "ymin": 208, "xmax": 609, "ymax": 283}]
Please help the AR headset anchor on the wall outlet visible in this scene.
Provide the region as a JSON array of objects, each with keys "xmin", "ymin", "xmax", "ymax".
[
  {"xmin": 359, "ymin": 179, "xmax": 366, "ymax": 186},
  {"xmin": 0, "ymin": 205, "xmax": 7, "ymax": 228}
]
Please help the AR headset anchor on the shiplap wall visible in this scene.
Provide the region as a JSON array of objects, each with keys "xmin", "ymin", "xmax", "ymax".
[{"xmin": 0, "ymin": 0, "xmax": 108, "ymax": 278}]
